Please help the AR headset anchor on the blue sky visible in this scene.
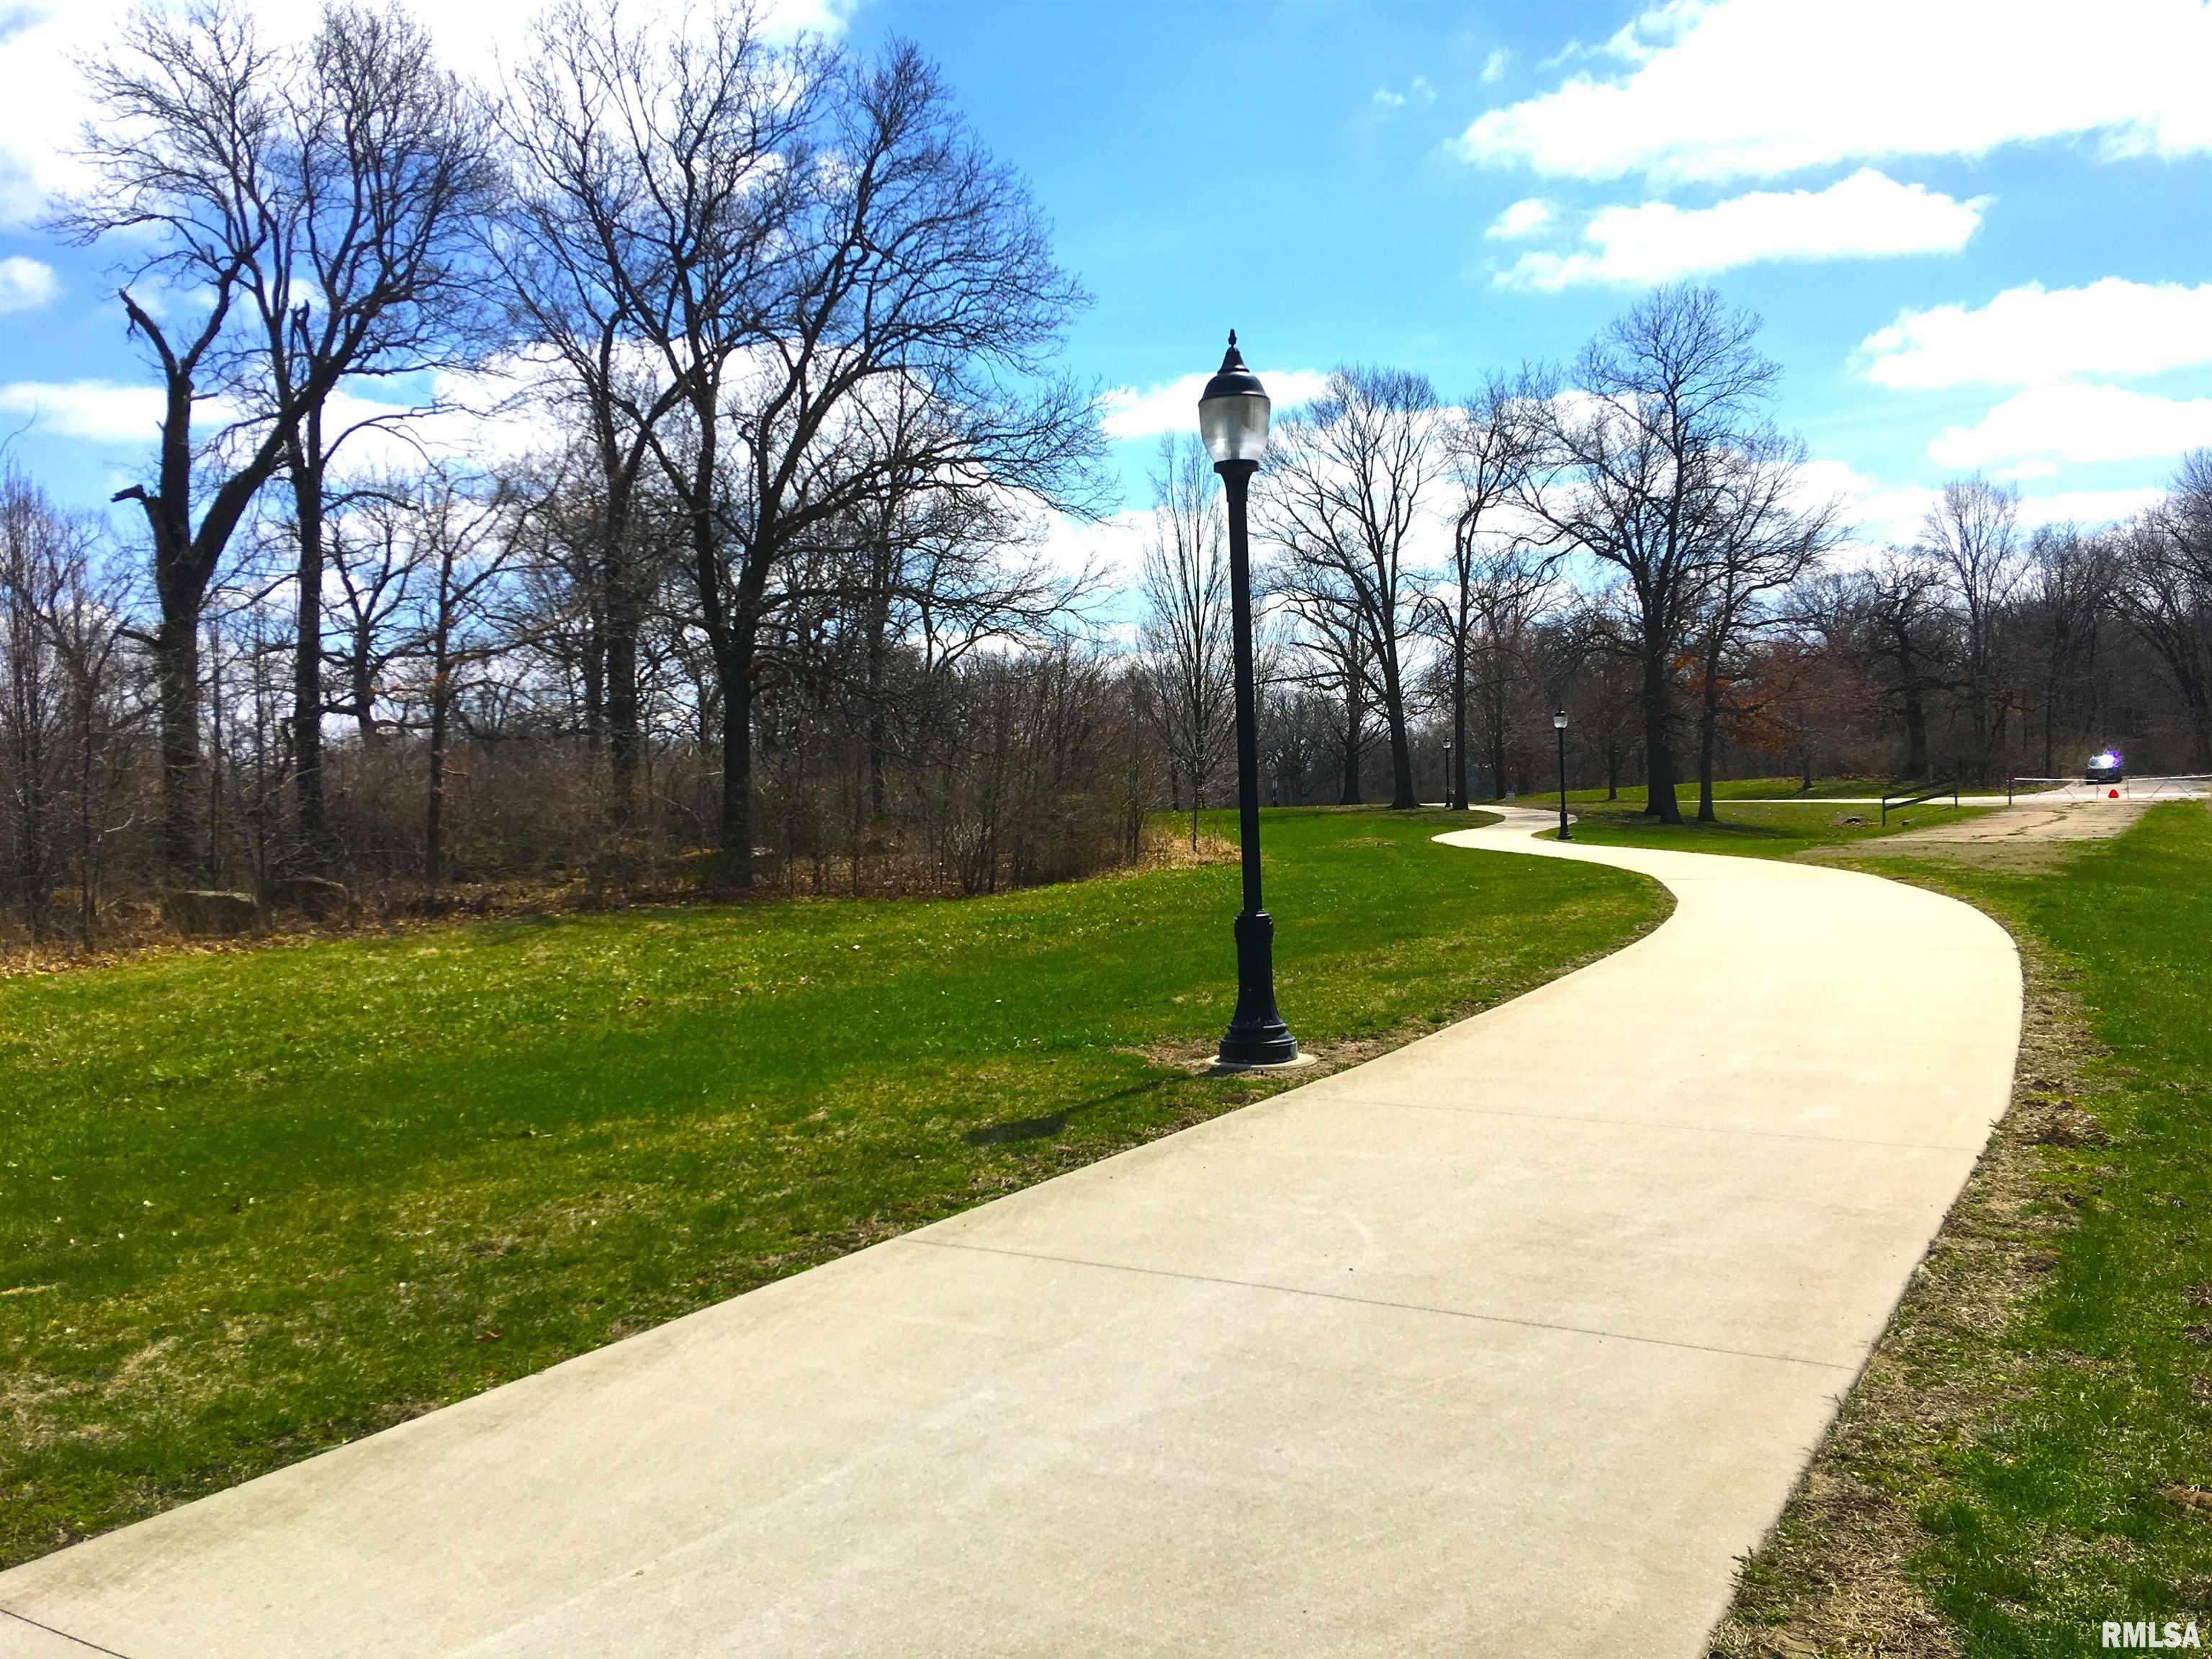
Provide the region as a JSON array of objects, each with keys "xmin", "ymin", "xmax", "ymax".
[{"xmin": 5, "ymin": 0, "xmax": 2212, "ymax": 562}]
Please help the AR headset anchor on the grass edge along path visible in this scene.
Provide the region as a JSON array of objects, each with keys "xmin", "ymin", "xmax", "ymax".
[
  {"xmin": 0, "ymin": 806, "xmax": 1668, "ymax": 1570},
  {"xmin": 1545, "ymin": 794, "xmax": 1997, "ymax": 861},
  {"xmin": 1710, "ymin": 801, "xmax": 2212, "ymax": 1658}
]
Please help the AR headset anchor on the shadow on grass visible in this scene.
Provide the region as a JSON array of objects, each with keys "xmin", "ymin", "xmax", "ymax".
[{"xmin": 961, "ymin": 1076, "xmax": 1174, "ymax": 1146}]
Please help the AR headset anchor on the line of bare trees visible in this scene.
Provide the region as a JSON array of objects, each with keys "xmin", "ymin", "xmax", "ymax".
[
  {"xmin": 1136, "ymin": 284, "xmax": 2212, "ymax": 828},
  {"xmin": 8, "ymin": 1, "xmax": 2211, "ymax": 954},
  {"xmin": 0, "ymin": 0, "xmax": 1166, "ymax": 943}
]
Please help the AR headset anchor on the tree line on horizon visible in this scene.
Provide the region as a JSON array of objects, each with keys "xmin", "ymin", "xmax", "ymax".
[
  {"xmin": 1143, "ymin": 289, "xmax": 2212, "ymax": 837},
  {"xmin": 1, "ymin": 1, "xmax": 2209, "ymax": 947}
]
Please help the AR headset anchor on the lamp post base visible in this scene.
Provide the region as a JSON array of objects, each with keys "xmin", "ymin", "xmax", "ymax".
[{"xmin": 1220, "ymin": 909, "xmax": 1299, "ymax": 1066}]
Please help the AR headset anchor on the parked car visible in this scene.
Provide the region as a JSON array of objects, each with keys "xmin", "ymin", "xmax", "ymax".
[{"xmin": 2087, "ymin": 749, "xmax": 2125, "ymax": 786}]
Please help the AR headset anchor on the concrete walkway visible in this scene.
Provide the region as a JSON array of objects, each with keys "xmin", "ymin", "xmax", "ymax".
[{"xmin": 0, "ymin": 811, "xmax": 2020, "ymax": 1659}]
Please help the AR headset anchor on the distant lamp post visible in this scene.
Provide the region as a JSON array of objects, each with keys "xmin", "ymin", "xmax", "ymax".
[
  {"xmin": 1200, "ymin": 331, "xmax": 1297, "ymax": 1066},
  {"xmin": 1444, "ymin": 739, "xmax": 1455, "ymax": 810},
  {"xmin": 1553, "ymin": 708, "xmax": 1572, "ymax": 842}
]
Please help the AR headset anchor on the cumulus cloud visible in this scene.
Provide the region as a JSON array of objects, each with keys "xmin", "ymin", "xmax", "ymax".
[
  {"xmin": 2012, "ymin": 485, "xmax": 2167, "ymax": 527},
  {"xmin": 0, "ymin": 0, "xmax": 853, "ymax": 228},
  {"xmin": 1372, "ymin": 76, "xmax": 1436, "ymax": 109},
  {"xmin": 1100, "ymin": 369, "xmax": 1331, "ymax": 442},
  {"xmin": 1791, "ymin": 457, "xmax": 2154, "ymax": 551},
  {"xmin": 1458, "ymin": 0, "xmax": 2212, "ymax": 183},
  {"xmin": 0, "ymin": 378, "xmax": 191, "ymax": 442},
  {"xmin": 1496, "ymin": 169, "xmax": 1986, "ymax": 290},
  {"xmin": 1479, "ymin": 48, "xmax": 1511, "ymax": 84},
  {"xmin": 1485, "ymin": 197, "xmax": 1555, "ymax": 240},
  {"xmin": 1027, "ymin": 506, "xmax": 1152, "ymax": 594},
  {"xmin": 1792, "ymin": 458, "xmax": 1938, "ymax": 549},
  {"xmin": 0, "ymin": 254, "xmax": 57, "ymax": 313},
  {"xmin": 1928, "ymin": 382, "xmax": 2212, "ymax": 469},
  {"xmin": 0, "ymin": 355, "xmax": 561, "ymax": 461},
  {"xmin": 1861, "ymin": 279, "xmax": 2212, "ymax": 389}
]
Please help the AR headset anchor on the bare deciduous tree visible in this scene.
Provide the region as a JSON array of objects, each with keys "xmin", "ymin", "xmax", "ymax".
[
  {"xmin": 1686, "ymin": 431, "xmax": 1840, "ymax": 819},
  {"xmin": 1424, "ymin": 379, "xmax": 1540, "ymax": 809},
  {"xmin": 1519, "ymin": 284, "xmax": 1781, "ymax": 824},
  {"xmin": 2114, "ymin": 452, "xmax": 2212, "ymax": 767},
  {"xmin": 691, "ymin": 41, "xmax": 1100, "ymax": 885},
  {"xmin": 1136, "ymin": 436, "xmax": 1232, "ymax": 846},
  {"xmin": 1917, "ymin": 476, "xmax": 2023, "ymax": 782},
  {"xmin": 1263, "ymin": 364, "xmax": 1441, "ymax": 809},
  {"xmin": 498, "ymin": 0, "xmax": 813, "ymax": 834}
]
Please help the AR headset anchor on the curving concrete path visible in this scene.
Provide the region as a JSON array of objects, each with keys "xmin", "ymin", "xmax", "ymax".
[{"xmin": 0, "ymin": 810, "xmax": 2020, "ymax": 1659}]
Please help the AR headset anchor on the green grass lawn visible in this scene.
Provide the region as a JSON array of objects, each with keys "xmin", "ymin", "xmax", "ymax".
[
  {"xmin": 1540, "ymin": 793, "xmax": 1995, "ymax": 860},
  {"xmin": 1719, "ymin": 802, "xmax": 2212, "ymax": 1655},
  {"xmin": 0, "ymin": 806, "xmax": 1664, "ymax": 1569}
]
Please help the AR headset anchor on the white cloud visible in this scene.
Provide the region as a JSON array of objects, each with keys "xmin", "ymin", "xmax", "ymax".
[
  {"xmin": 0, "ymin": 354, "xmax": 559, "ymax": 460},
  {"xmin": 0, "ymin": 254, "xmax": 57, "ymax": 313},
  {"xmin": 1029, "ymin": 506, "xmax": 1151, "ymax": 594},
  {"xmin": 1929, "ymin": 382, "xmax": 2212, "ymax": 469},
  {"xmin": 1480, "ymin": 48, "xmax": 1511, "ymax": 84},
  {"xmin": 1861, "ymin": 279, "xmax": 2212, "ymax": 389},
  {"xmin": 1794, "ymin": 458, "xmax": 1938, "ymax": 549},
  {"xmin": 1372, "ymin": 75, "xmax": 1436, "ymax": 109},
  {"xmin": 1100, "ymin": 369, "xmax": 1331, "ymax": 442},
  {"xmin": 0, "ymin": 378, "xmax": 193, "ymax": 442},
  {"xmin": 0, "ymin": 0, "xmax": 853, "ymax": 228},
  {"xmin": 2014, "ymin": 486, "xmax": 2165, "ymax": 527},
  {"xmin": 1458, "ymin": 0, "xmax": 2212, "ymax": 184},
  {"xmin": 1485, "ymin": 197, "xmax": 1555, "ymax": 240},
  {"xmin": 1496, "ymin": 169, "xmax": 1986, "ymax": 290},
  {"xmin": 1783, "ymin": 460, "xmax": 2148, "ymax": 547}
]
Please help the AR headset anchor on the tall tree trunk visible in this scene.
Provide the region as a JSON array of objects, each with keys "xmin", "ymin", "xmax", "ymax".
[
  {"xmin": 1379, "ymin": 651, "xmax": 1415, "ymax": 810},
  {"xmin": 1450, "ymin": 631, "xmax": 1468, "ymax": 811},
  {"xmin": 1696, "ymin": 637, "xmax": 1723, "ymax": 823},
  {"xmin": 153, "ymin": 608, "xmax": 202, "ymax": 876},
  {"xmin": 1696, "ymin": 694, "xmax": 1719, "ymax": 822},
  {"xmin": 1487, "ymin": 651, "xmax": 1509, "ymax": 801},
  {"xmin": 1642, "ymin": 645, "xmax": 1682, "ymax": 824},
  {"xmin": 865, "ymin": 540, "xmax": 892, "ymax": 819},
  {"xmin": 424, "ymin": 657, "xmax": 449, "ymax": 886},
  {"xmin": 348, "ymin": 621, "xmax": 379, "ymax": 746},
  {"xmin": 204, "ymin": 620, "xmax": 225, "ymax": 882},
  {"xmin": 719, "ymin": 642, "xmax": 752, "ymax": 888},
  {"xmin": 580, "ymin": 616, "xmax": 605, "ymax": 755},
  {"xmin": 1338, "ymin": 678, "xmax": 1363, "ymax": 804},
  {"xmin": 287, "ymin": 417, "xmax": 328, "ymax": 861},
  {"xmin": 605, "ymin": 575, "xmax": 641, "ymax": 832}
]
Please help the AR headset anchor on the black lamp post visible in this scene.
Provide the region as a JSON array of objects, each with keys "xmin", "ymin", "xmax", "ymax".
[
  {"xmin": 1553, "ymin": 707, "xmax": 1572, "ymax": 841},
  {"xmin": 1200, "ymin": 332, "xmax": 1298, "ymax": 1066},
  {"xmin": 1443, "ymin": 739, "xmax": 1455, "ymax": 810}
]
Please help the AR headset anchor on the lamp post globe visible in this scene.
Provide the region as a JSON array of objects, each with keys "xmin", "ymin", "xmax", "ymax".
[
  {"xmin": 1553, "ymin": 707, "xmax": 1571, "ymax": 842},
  {"xmin": 1200, "ymin": 331, "xmax": 1297, "ymax": 1067}
]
